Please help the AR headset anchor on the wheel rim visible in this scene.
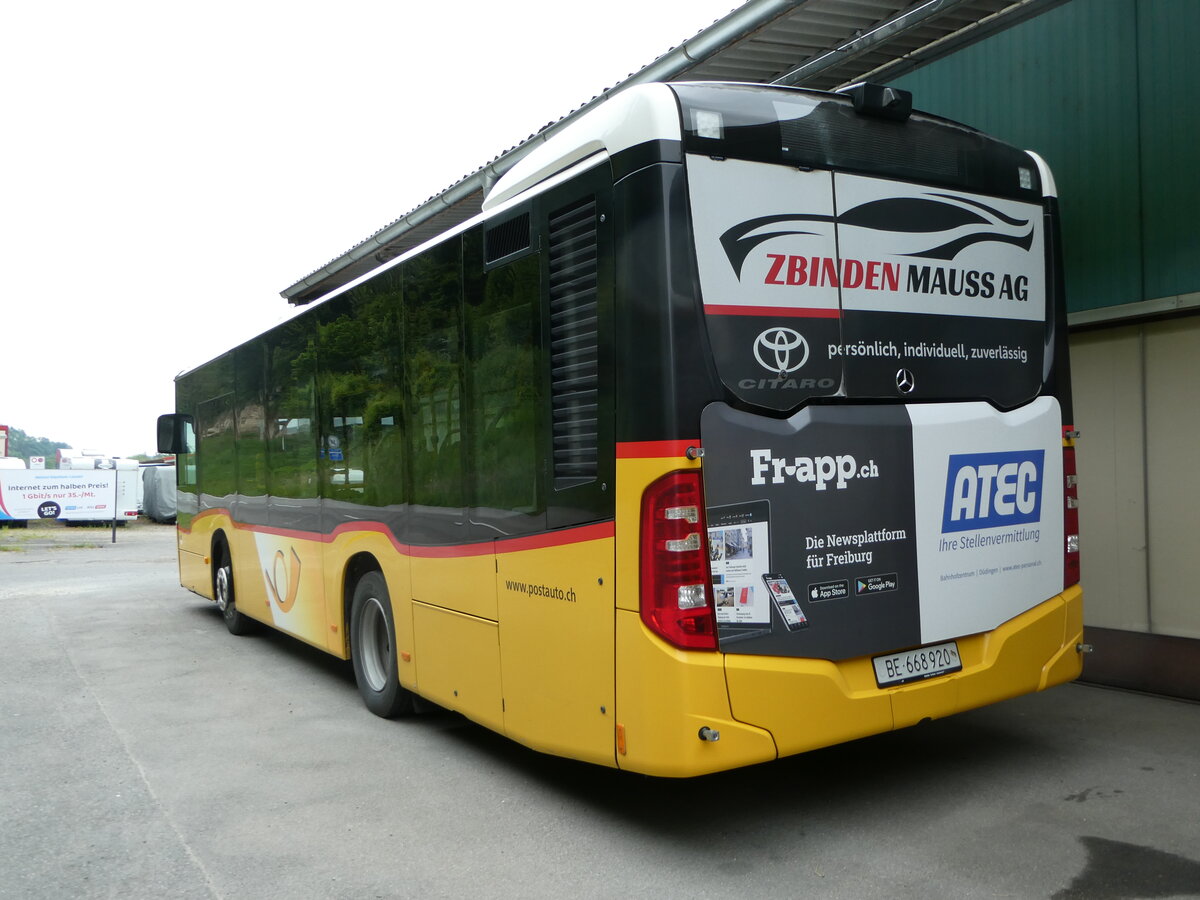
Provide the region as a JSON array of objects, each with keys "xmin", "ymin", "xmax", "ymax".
[
  {"xmin": 215, "ymin": 565, "xmax": 231, "ymax": 613},
  {"xmin": 359, "ymin": 596, "xmax": 391, "ymax": 692}
]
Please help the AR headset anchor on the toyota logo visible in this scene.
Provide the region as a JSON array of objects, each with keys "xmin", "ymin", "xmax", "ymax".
[{"xmin": 754, "ymin": 327, "xmax": 809, "ymax": 375}]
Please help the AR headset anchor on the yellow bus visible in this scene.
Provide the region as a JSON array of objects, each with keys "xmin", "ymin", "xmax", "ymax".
[{"xmin": 158, "ymin": 82, "xmax": 1082, "ymax": 777}]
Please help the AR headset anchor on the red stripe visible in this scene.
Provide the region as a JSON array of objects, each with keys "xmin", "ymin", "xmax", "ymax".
[
  {"xmin": 616, "ymin": 440, "xmax": 698, "ymax": 459},
  {"xmin": 705, "ymin": 304, "xmax": 840, "ymax": 318},
  {"xmin": 180, "ymin": 509, "xmax": 613, "ymax": 557},
  {"xmin": 475, "ymin": 521, "xmax": 614, "ymax": 555}
]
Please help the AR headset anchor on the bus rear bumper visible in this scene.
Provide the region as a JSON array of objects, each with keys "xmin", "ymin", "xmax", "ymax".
[
  {"xmin": 614, "ymin": 610, "xmax": 778, "ymax": 777},
  {"xmin": 724, "ymin": 584, "xmax": 1084, "ymax": 761}
]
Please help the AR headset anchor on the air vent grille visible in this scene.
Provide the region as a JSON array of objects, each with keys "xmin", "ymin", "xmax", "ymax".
[
  {"xmin": 485, "ymin": 213, "xmax": 531, "ymax": 264},
  {"xmin": 547, "ymin": 198, "xmax": 599, "ymax": 489}
]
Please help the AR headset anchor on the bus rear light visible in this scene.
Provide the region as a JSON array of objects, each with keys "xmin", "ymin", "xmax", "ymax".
[
  {"xmin": 676, "ymin": 583, "xmax": 708, "ymax": 609},
  {"xmin": 640, "ymin": 470, "xmax": 718, "ymax": 651},
  {"xmin": 665, "ymin": 533, "xmax": 702, "ymax": 552},
  {"xmin": 1063, "ymin": 426, "xmax": 1080, "ymax": 588},
  {"xmin": 664, "ymin": 505, "xmax": 699, "ymax": 523}
]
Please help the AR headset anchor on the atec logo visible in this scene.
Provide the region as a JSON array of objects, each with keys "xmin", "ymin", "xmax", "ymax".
[
  {"xmin": 941, "ymin": 450, "xmax": 1044, "ymax": 533},
  {"xmin": 754, "ymin": 327, "xmax": 808, "ymax": 374}
]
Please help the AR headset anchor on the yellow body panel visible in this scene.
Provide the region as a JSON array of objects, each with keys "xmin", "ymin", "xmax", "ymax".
[
  {"xmin": 1041, "ymin": 583, "xmax": 1085, "ymax": 689},
  {"xmin": 176, "ymin": 494, "xmax": 1083, "ymax": 777},
  {"xmin": 614, "ymin": 609, "xmax": 778, "ymax": 777},
  {"xmin": 239, "ymin": 529, "xmax": 330, "ymax": 650},
  {"xmin": 321, "ymin": 529, "xmax": 415, "ymax": 666},
  {"xmin": 412, "ymin": 552, "xmax": 497, "ymax": 620},
  {"xmin": 496, "ymin": 535, "xmax": 616, "ymax": 768},
  {"xmin": 179, "ymin": 547, "xmax": 208, "ymax": 597},
  {"xmin": 226, "ymin": 521, "xmax": 269, "ymax": 626},
  {"xmin": 411, "ymin": 602, "xmax": 504, "ymax": 732},
  {"xmin": 724, "ymin": 585, "xmax": 1084, "ymax": 761},
  {"xmin": 178, "ymin": 512, "xmax": 221, "ymax": 597}
]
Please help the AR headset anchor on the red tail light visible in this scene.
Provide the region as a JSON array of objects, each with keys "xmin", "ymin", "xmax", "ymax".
[
  {"xmin": 1063, "ymin": 426, "xmax": 1080, "ymax": 588},
  {"xmin": 639, "ymin": 470, "xmax": 718, "ymax": 651}
]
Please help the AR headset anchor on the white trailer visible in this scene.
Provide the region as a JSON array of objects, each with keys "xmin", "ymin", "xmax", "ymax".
[
  {"xmin": 55, "ymin": 456, "xmax": 140, "ymax": 523},
  {"xmin": 1, "ymin": 459, "xmax": 139, "ymax": 525}
]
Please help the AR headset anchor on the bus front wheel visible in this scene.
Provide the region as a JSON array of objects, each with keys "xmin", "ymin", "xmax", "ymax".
[
  {"xmin": 349, "ymin": 571, "xmax": 414, "ymax": 718},
  {"xmin": 215, "ymin": 548, "xmax": 256, "ymax": 636}
]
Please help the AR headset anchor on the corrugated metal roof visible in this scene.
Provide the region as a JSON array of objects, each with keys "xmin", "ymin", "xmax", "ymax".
[{"xmin": 282, "ymin": 0, "xmax": 1060, "ymax": 305}]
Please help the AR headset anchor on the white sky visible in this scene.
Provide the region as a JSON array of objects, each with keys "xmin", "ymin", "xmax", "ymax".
[{"xmin": 1, "ymin": 0, "xmax": 739, "ymax": 457}]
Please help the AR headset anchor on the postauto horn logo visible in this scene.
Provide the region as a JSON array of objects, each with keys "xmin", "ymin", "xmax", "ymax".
[{"xmin": 941, "ymin": 450, "xmax": 1044, "ymax": 533}]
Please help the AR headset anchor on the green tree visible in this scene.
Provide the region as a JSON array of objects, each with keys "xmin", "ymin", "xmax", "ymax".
[{"xmin": 6, "ymin": 427, "xmax": 69, "ymax": 467}]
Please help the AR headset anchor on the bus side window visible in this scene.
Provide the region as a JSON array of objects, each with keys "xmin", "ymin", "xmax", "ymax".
[
  {"xmin": 466, "ymin": 233, "xmax": 544, "ymax": 528},
  {"xmin": 404, "ymin": 239, "xmax": 465, "ymax": 515},
  {"xmin": 316, "ymin": 275, "xmax": 406, "ymax": 509},
  {"xmin": 197, "ymin": 390, "xmax": 236, "ymax": 503},
  {"xmin": 265, "ymin": 318, "xmax": 319, "ymax": 502},
  {"xmin": 235, "ymin": 340, "xmax": 267, "ymax": 505}
]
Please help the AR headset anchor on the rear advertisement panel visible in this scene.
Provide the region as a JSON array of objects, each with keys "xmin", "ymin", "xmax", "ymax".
[
  {"xmin": 687, "ymin": 156, "xmax": 842, "ymax": 411},
  {"xmin": 701, "ymin": 398, "xmax": 1063, "ymax": 661},
  {"xmin": 687, "ymin": 156, "xmax": 1048, "ymax": 409}
]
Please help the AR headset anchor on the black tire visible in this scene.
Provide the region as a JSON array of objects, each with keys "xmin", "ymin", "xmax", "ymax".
[
  {"xmin": 349, "ymin": 571, "xmax": 414, "ymax": 718},
  {"xmin": 214, "ymin": 546, "xmax": 256, "ymax": 636}
]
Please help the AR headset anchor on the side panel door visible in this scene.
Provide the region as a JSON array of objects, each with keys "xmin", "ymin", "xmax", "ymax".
[{"xmin": 497, "ymin": 165, "xmax": 617, "ymax": 765}]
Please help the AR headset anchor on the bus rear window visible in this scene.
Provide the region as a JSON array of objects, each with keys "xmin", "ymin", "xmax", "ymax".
[{"xmin": 672, "ymin": 82, "xmax": 1041, "ymax": 203}]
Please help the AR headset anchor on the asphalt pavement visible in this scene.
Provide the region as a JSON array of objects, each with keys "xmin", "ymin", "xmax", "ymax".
[{"xmin": 1, "ymin": 520, "xmax": 1198, "ymax": 899}]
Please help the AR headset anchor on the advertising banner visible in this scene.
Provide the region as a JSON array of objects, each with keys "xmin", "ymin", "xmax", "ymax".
[
  {"xmin": 0, "ymin": 470, "xmax": 118, "ymax": 521},
  {"xmin": 701, "ymin": 397, "xmax": 1063, "ymax": 661},
  {"xmin": 686, "ymin": 155, "xmax": 1048, "ymax": 410}
]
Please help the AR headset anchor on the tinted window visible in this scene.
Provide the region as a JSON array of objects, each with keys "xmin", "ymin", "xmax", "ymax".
[
  {"xmin": 265, "ymin": 318, "xmax": 318, "ymax": 500},
  {"xmin": 466, "ymin": 240, "xmax": 543, "ymax": 523},
  {"xmin": 404, "ymin": 240, "xmax": 464, "ymax": 510},
  {"xmin": 672, "ymin": 82, "xmax": 1042, "ymax": 202},
  {"xmin": 195, "ymin": 354, "xmax": 236, "ymax": 501},
  {"xmin": 317, "ymin": 275, "xmax": 407, "ymax": 508},
  {"xmin": 235, "ymin": 341, "xmax": 267, "ymax": 498}
]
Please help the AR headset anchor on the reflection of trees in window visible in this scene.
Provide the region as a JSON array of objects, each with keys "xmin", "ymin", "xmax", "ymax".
[
  {"xmin": 316, "ymin": 273, "xmax": 407, "ymax": 507},
  {"xmin": 175, "ymin": 379, "xmax": 198, "ymax": 495},
  {"xmin": 266, "ymin": 318, "xmax": 318, "ymax": 500},
  {"xmin": 405, "ymin": 241, "xmax": 464, "ymax": 510},
  {"xmin": 235, "ymin": 341, "xmax": 267, "ymax": 497},
  {"xmin": 467, "ymin": 253, "xmax": 542, "ymax": 515},
  {"xmin": 196, "ymin": 354, "xmax": 236, "ymax": 500}
]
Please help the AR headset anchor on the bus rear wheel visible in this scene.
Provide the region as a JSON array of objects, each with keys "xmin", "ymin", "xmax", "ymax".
[
  {"xmin": 215, "ymin": 548, "xmax": 256, "ymax": 636},
  {"xmin": 349, "ymin": 571, "xmax": 414, "ymax": 718}
]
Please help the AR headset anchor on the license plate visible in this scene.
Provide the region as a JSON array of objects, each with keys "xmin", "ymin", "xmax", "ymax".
[{"xmin": 873, "ymin": 641, "xmax": 962, "ymax": 687}]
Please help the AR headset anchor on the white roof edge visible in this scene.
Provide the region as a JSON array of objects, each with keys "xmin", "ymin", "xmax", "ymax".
[
  {"xmin": 1025, "ymin": 150, "xmax": 1057, "ymax": 199},
  {"xmin": 482, "ymin": 83, "xmax": 683, "ymax": 211},
  {"xmin": 309, "ymin": 153, "xmax": 612, "ymax": 309}
]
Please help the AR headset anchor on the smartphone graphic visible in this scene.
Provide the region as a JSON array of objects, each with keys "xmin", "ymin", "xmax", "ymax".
[{"xmin": 763, "ymin": 574, "xmax": 809, "ymax": 631}]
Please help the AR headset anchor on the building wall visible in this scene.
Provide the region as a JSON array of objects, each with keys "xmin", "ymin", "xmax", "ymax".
[
  {"xmin": 1071, "ymin": 318, "xmax": 1200, "ymax": 640},
  {"xmin": 890, "ymin": 0, "xmax": 1200, "ymax": 314},
  {"xmin": 886, "ymin": 0, "xmax": 1200, "ymax": 684}
]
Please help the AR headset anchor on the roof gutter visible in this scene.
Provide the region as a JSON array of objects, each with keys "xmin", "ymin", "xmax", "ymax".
[{"xmin": 280, "ymin": 0, "xmax": 800, "ymax": 304}]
